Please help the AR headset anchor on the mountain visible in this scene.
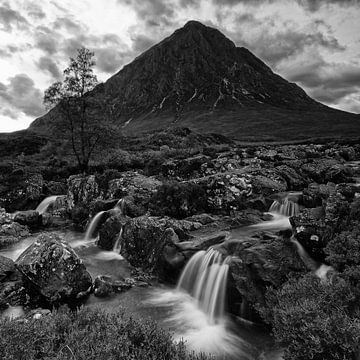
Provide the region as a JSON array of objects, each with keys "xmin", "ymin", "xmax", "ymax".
[{"xmin": 31, "ymin": 20, "xmax": 360, "ymax": 141}]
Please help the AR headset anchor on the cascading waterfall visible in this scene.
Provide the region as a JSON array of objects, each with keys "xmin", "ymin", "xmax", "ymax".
[
  {"xmin": 177, "ymin": 248, "xmax": 231, "ymax": 324},
  {"xmin": 84, "ymin": 211, "xmax": 105, "ymax": 240},
  {"xmin": 84, "ymin": 198, "xmax": 125, "ymax": 241},
  {"xmin": 269, "ymin": 197, "xmax": 299, "ymax": 217},
  {"xmin": 291, "ymin": 237, "xmax": 333, "ymax": 281},
  {"xmin": 35, "ymin": 195, "xmax": 59, "ymax": 215}
]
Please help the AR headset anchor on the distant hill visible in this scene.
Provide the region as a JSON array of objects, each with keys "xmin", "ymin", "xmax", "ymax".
[{"xmin": 31, "ymin": 20, "xmax": 360, "ymax": 141}]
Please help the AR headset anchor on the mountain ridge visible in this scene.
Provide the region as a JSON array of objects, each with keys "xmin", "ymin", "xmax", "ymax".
[{"xmin": 31, "ymin": 20, "xmax": 360, "ymax": 141}]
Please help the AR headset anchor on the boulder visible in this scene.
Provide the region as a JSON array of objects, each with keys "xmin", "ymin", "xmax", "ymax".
[
  {"xmin": 14, "ymin": 210, "xmax": 42, "ymax": 228},
  {"xmin": 192, "ymin": 172, "xmax": 253, "ymax": 213},
  {"xmin": 97, "ymin": 213, "xmax": 126, "ymax": 251},
  {"xmin": 16, "ymin": 233, "xmax": 92, "ymax": 307},
  {"xmin": 226, "ymin": 236, "xmax": 306, "ymax": 319},
  {"xmin": 67, "ymin": 174, "xmax": 100, "ymax": 211},
  {"xmin": 275, "ymin": 165, "xmax": 306, "ymax": 190}
]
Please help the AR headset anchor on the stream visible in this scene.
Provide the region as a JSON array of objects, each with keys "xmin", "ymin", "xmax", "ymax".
[{"xmin": 0, "ymin": 192, "xmax": 314, "ymax": 360}]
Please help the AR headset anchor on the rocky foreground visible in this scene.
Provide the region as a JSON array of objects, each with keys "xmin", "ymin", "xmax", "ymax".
[{"xmin": 0, "ymin": 140, "xmax": 359, "ymax": 323}]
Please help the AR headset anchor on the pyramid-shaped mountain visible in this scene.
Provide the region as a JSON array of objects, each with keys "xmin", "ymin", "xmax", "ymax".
[{"xmin": 31, "ymin": 20, "xmax": 360, "ymax": 140}]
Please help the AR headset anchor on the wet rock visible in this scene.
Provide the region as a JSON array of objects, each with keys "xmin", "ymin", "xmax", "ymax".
[
  {"xmin": 14, "ymin": 210, "xmax": 42, "ymax": 228},
  {"xmin": 226, "ymin": 236, "xmax": 306, "ymax": 319},
  {"xmin": 67, "ymin": 174, "xmax": 100, "ymax": 211},
  {"xmin": 97, "ymin": 213, "xmax": 126, "ymax": 251},
  {"xmin": 93, "ymin": 275, "xmax": 132, "ymax": 297},
  {"xmin": 107, "ymin": 172, "xmax": 162, "ymax": 213},
  {"xmin": 250, "ymin": 169, "xmax": 287, "ymax": 196},
  {"xmin": 16, "ymin": 233, "xmax": 92, "ymax": 307},
  {"xmin": 89, "ymin": 199, "xmax": 119, "ymax": 216},
  {"xmin": 275, "ymin": 165, "xmax": 306, "ymax": 190}
]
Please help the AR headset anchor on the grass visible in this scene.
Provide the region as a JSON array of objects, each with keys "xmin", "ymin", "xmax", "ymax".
[{"xmin": 0, "ymin": 307, "xmax": 211, "ymax": 360}]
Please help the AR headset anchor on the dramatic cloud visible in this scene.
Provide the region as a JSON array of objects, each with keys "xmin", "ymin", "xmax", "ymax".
[
  {"xmin": 0, "ymin": 0, "xmax": 359, "ymax": 131},
  {"xmin": 0, "ymin": 74, "xmax": 44, "ymax": 118}
]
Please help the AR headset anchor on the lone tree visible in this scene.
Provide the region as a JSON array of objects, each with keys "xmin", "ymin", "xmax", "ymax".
[{"xmin": 44, "ymin": 48, "xmax": 116, "ymax": 172}]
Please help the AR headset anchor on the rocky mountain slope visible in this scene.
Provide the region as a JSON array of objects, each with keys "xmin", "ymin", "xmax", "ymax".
[{"xmin": 31, "ymin": 20, "xmax": 360, "ymax": 141}]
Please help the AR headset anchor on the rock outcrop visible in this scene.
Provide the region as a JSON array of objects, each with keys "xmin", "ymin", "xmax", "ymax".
[{"xmin": 16, "ymin": 233, "xmax": 92, "ymax": 307}]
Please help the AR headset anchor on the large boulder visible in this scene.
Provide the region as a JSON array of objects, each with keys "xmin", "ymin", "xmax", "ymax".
[
  {"xmin": 67, "ymin": 174, "xmax": 100, "ymax": 211},
  {"xmin": 97, "ymin": 213, "xmax": 126, "ymax": 251},
  {"xmin": 107, "ymin": 172, "xmax": 162, "ymax": 215},
  {"xmin": 16, "ymin": 233, "xmax": 92, "ymax": 307},
  {"xmin": 275, "ymin": 164, "xmax": 306, "ymax": 190},
  {"xmin": 225, "ymin": 236, "xmax": 306, "ymax": 319},
  {"xmin": 192, "ymin": 172, "xmax": 253, "ymax": 213},
  {"xmin": 118, "ymin": 216, "xmax": 203, "ymax": 278}
]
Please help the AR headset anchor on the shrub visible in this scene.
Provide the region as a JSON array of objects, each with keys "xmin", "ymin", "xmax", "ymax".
[
  {"xmin": 267, "ymin": 274, "xmax": 360, "ymax": 360},
  {"xmin": 150, "ymin": 181, "xmax": 208, "ymax": 219},
  {"xmin": 0, "ymin": 307, "xmax": 211, "ymax": 360}
]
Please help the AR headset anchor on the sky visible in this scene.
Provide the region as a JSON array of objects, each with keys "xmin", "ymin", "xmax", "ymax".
[{"xmin": 0, "ymin": 0, "xmax": 360, "ymax": 132}]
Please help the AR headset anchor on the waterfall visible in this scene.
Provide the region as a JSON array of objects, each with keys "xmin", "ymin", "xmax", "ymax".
[
  {"xmin": 290, "ymin": 238, "xmax": 318, "ymax": 271},
  {"xmin": 177, "ymin": 248, "xmax": 231, "ymax": 324},
  {"xmin": 84, "ymin": 211, "xmax": 105, "ymax": 240},
  {"xmin": 112, "ymin": 227, "xmax": 123, "ymax": 253},
  {"xmin": 291, "ymin": 238, "xmax": 333, "ymax": 281},
  {"xmin": 114, "ymin": 198, "xmax": 125, "ymax": 214},
  {"xmin": 35, "ymin": 195, "xmax": 59, "ymax": 214},
  {"xmin": 269, "ymin": 197, "xmax": 299, "ymax": 217}
]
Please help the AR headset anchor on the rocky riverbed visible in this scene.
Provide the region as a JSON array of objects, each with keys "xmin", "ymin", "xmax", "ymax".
[{"xmin": 0, "ymin": 141, "xmax": 359, "ymax": 359}]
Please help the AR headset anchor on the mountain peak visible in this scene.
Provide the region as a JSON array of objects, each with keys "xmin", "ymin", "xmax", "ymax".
[{"xmin": 31, "ymin": 21, "xmax": 360, "ymax": 140}]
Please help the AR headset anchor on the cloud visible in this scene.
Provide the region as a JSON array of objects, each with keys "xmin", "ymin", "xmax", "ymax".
[
  {"xmin": 0, "ymin": 3, "xmax": 29, "ymax": 31},
  {"xmin": 0, "ymin": 74, "xmax": 44, "ymax": 118},
  {"xmin": 37, "ymin": 56, "xmax": 61, "ymax": 79},
  {"xmin": 222, "ymin": 12, "xmax": 345, "ymax": 67},
  {"xmin": 296, "ymin": 0, "xmax": 359, "ymax": 12},
  {"xmin": 53, "ymin": 17, "xmax": 82, "ymax": 32},
  {"xmin": 122, "ymin": 0, "xmax": 175, "ymax": 26},
  {"xmin": 35, "ymin": 26, "xmax": 61, "ymax": 55}
]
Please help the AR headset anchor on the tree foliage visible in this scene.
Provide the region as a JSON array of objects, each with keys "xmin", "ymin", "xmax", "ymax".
[{"xmin": 44, "ymin": 48, "xmax": 118, "ymax": 172}]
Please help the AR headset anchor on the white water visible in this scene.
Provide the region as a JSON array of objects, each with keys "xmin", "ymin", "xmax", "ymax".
[
  {"xmin": 269, "ymin": 198, "xmax": 299, "ymax": 217},
  {"xmin": 84, "ymin": 211, "xmax": 105, "ymax": 240},
  {"xmin": 35, "ymin": 195, "xmax": 59, "ymax": 214},
  {"xmin": 177, "ymin": 248, "xmax": 231, "ymax": 323}
]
